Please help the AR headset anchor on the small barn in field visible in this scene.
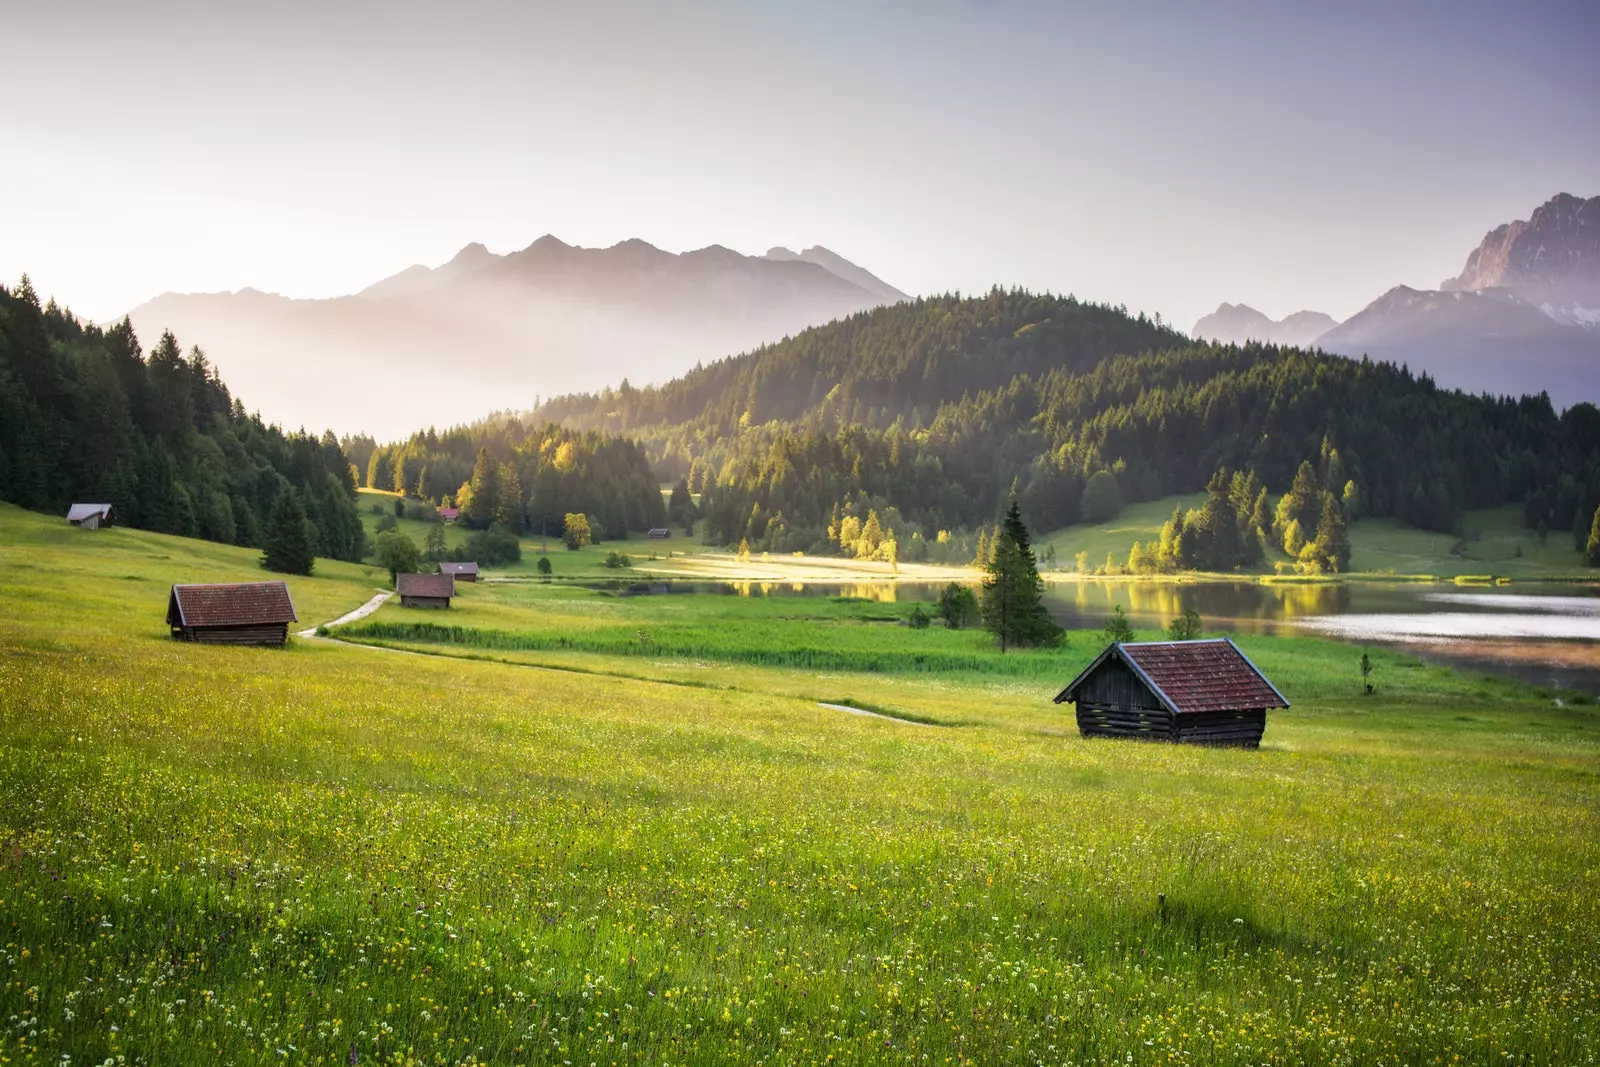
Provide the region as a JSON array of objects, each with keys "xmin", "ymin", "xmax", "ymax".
[
  {"xmin": 67, "ymin": 503, "xmax": 114, "ymax": 529},
  {"xmin": 647, "ymin": 528, "xmax": 671, "ymax": 539},
  {"xmin": 397, "ymin": 571, "xmax": 454, "ymax": 608},
  {"xmin": 167, "ymin": 581, "xmax": 298, "ymax": 646},
  {"xmin": 1054, "ymin": 638, "xmax": 1287, "ymax": 748},
  {"xmin": 437, "ymin": 507, "xmax": 460, "ymax": 523},
  {"xmin": 438, "ymin": 561, "xmax": 479, "ymax": 582}
]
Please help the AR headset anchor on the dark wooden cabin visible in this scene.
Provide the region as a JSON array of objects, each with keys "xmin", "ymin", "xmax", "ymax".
[
  {"xmin": 167, "ymin": 581, "xmax": 298, "ymax": 646},
  {"xmin": 437, "ymin": 561, "xmax": 479, "ymax": 582},
  {"xmin": 398, "ymin": 571, "xmax": 455, "ymax": 608},
  {"xmin": 67, "ymin": 503, "xmax": 114, "ymax": 529},
  {"xmin": 647, "ymin": 528, "xmax": 671, "ymax": 539},
  {"xmin": 1054, "ymin": 638, "xmax": 1287, "ymax": 748}
]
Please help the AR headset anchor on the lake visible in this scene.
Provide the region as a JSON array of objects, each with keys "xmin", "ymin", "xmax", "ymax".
[{"xmin": 579, "ymin": 576, "xmax": 1600, "ymax": 696}]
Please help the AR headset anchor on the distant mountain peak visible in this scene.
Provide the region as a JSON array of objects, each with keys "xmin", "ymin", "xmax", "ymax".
[
  {"xmin": 762, "ymin": 245, "xmax": 908, "ymax": 303},
  {"xmin": 1191, "ymin": 303, "xmax": 1336, "ymax": 348}
]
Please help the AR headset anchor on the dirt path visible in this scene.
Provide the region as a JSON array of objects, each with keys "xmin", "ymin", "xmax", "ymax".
[
  {"xmin": 296, "ymin": 590, "xmax": 392, "ymax": 638},
  {"xmin": 817, "ymin": 702, "xmax": 936, "ymax": 727}
]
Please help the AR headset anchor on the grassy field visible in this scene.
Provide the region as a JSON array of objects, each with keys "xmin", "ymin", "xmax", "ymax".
[
  {"xmin": 2, "ymin": 503, "xmax": 1598, "ymax": 1064},
  {"xmin": 1038, "ymin": 495, "xmax": 1589, "ymax": 579}
]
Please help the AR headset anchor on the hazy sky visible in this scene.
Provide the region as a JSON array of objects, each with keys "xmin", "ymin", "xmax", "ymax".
[{"xmin": 3, "ymin": 0, "xmax": 1597, "ymax": 332}]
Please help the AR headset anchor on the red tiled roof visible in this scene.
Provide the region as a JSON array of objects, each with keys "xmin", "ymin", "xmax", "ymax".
[
  {"xmin": 168, "ymin": 582, "xmax": 298, "ymax": 628},
  {"xmin": 438, "ymin": 561, "xmax": 479, "ymax": 575},
  {"xmin": 397, "ymin": 572, "xmax": 455, "ymax": 598},
  {"xmin": 1057, "ymin": 638, "xmax": 1288, "ymax": 715},
  {"xmin": 437, "ymin": 507, "xmax": 460, "ymax": 520}
]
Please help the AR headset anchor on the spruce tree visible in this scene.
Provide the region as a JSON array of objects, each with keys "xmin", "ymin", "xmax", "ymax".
[
  {"xmin": 464, "ymin": 447, "xmax": 499, "ymax": 529},
  {"xmin": 261, "ymin": 489, "xmax": 316, "ymax": 576},
  {"xmin": 1586, "ymin": 505, "xmax": 1600, "ymax": 566},
  {"xmin": 496, "ymin": 461, "xmax": 525, "ymax": 532},
  {"xmin": 980, "ymin": 499, "xmax": 1061, "ymax": 651}
]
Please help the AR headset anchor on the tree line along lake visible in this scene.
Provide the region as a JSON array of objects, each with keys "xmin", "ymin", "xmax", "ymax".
[{"xmin": 574, "ymin": 576, "xmax": 1600, "ymax": 697}]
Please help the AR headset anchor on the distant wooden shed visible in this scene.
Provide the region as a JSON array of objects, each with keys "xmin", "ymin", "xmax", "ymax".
[
  {"xmin": 397, "ymin": 571, "xmax": 455, "ymax": 608},
  {"xmin": 1054, "ymin": 638, "xmax": 1287, "ymax": 748},
  {"xmin": 437, "ymin": 507, "xmax": 460, "ymax": 523},
  {"xmin": 167, "ymin": 581, "xmax": 298, "ymax": 646},
  {"xmin": 438, "ymin": 561, "xmax": 479, "ymax": 582},
  {"xmin": 67, "ymin": 503, "xmax": 114, "ymax": 529},
  {"xmin": 647, "ymin": 528, "xmax": 671, "ymax": 539}
]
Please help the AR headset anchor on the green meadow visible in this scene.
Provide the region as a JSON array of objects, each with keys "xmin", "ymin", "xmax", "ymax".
[{"xmin": 2, "ymin": 503, "xmax": 1598, "ymax": 1065}]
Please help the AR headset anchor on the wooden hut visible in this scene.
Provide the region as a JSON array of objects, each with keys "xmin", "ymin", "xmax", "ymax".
[
  {"xmin": 647, "ymin": 528, "xmax": 671, "ymax": 539},
  {"xmin": 167, "ymin": 581, "xmax": 298, "ymax": 645},
  {"xmin": 438, "ymin": 561, "xmax": 479, "ymax": 582},
  {"xmin": 397, "ymin": 571, "xmax": 455, "ymax": 608},
  {"xmin": 437, "ymin": 507, "xmax": 460, "ymax": 523},
  {"xmin": 66, "ymin": 503, "xmax": 114, "ymax": 529},
  {"xmin": 1054, "ymin": 638, "xmax": 1287, "ymax": 748}
]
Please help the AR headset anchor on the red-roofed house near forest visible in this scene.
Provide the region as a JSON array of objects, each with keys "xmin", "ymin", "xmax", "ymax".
[
  {"xmin": 167, "ymin": 581, "xmax": 299, "ymax": 646},
  {"xmin": 1054, "ymin": 638, "xmax": 1287, "ymax": 748}
]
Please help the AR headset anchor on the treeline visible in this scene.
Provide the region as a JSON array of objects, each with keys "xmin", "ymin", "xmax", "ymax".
[
  {"xmin": 537, "ymin": 290, "xmax": 1600, "ymax": 568},
  {"xmin": 354, "ymin": 420, "xmax": 665, "ymax": 540},
  {"xmin": 0, "ymin": 277, "xmax": 363, "ymax": 561}
]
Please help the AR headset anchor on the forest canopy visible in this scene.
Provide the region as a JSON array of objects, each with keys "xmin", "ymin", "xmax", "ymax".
[
  {"xmin": 0, "ymin": 277, "xmax": 364, "ymax": 562},
  {"xmin": 536, "ymin": 289, "xmax": 1600, "ymax": 567}
]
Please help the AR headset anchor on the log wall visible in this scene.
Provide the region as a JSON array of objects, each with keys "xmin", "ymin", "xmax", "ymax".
[{"xmin": 174, "ymin": 624, "xmax": 289, "ymax": 646}]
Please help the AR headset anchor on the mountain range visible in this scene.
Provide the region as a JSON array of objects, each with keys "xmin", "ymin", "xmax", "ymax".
[
  {"xmin": 1192, "ymin": 193, "xmax": 1598, "ymax": 407},
  {"xmin": 121, "ymin": 239, "xmax": 906, "ymax": 437}
]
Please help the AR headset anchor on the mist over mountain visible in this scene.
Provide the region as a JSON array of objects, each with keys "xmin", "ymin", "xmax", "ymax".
[
  {"xmin": 1191, "ymin": 304, "xmax": 1338, "ymax": 348},
  {"xmin": 121, "ymin": 238, "xmax": 905, "ymax": 437}
]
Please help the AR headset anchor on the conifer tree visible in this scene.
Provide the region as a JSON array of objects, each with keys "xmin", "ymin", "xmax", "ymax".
[
  {"xmin": 464, "ymin": 447, "xmax": 500, "ymax": 529},
  {"xmin": 496, "ymin": 461, "xmax": 525, "ymax": 532},
  {"xmin": 261, "ymin": 489, "xmax": 316, "ymax": 575},
  {"xmin": 980, "ymin": 499, "xmax": 1060, "ymax": 651},
  {"xmin": 1583, "ymin": 505, "xmax": 1600, "ymax": 566}
]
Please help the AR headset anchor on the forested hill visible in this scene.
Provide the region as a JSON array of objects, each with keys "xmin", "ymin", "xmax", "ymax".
[
  {"xmin": 0, "ymin": 277, "xmax": 366, "ymax": 560},
  {"xmin": 537, "ymin": 290, "xmax": 1600, "ymax": 563},
  {"xmin": 535, "ymin": 290, "xmax": 1188, "ymax": 435}
]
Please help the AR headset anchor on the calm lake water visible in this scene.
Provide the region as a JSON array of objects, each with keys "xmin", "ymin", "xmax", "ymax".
[{"xmin": 580, "ymin": 577, "xmax": 1600, "ymax": 696}]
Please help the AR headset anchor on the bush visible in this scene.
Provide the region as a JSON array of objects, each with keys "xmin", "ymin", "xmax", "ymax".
[
  {"xmin": 374, "ymin": 513, "xmax": 398, "ymax": 534},
  {"xmin": 1081, "ymin": 470, "xmax": 1123, "ymax": 524},
  {"xmin": 461, "ymin": 523, "xmax": 521, "ymax": 566},
  {"xmin": 603, "ymin": 551, "xmax": 632, "ymax": 569},
  {"xmin": 1167, "ymin": 608, "xmax": 1203, "ymax": 641},
  {"xmin": 536, "ymin": 556, "xmax": 552, "ymax": 576},
  {"xmin": 1102, "ymin": 605, "xmax": 1135, "ymax": 644},
  {"xmin": 374, "ymin": 529, "xmax": 421, "ymax": 581},
  {"xmin": 907, "ymin": 605, "xmax": 931, "ymax": 629},
  {"xmin": 935, "ymin": 583, "xmax": 979, "ymax": 629}
]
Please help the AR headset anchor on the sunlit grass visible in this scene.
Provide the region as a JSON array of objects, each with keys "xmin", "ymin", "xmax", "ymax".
[{"xmin": 1, "ymin": 503, "xmax": 1597, "ymax": 1065}]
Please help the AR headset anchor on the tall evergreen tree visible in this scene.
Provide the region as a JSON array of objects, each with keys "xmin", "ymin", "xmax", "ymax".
[
  {"xmin": 496, "ymin": 460, "xmax": 525, "ymax": 532},
  {"xmin": 261, "ymin": 489, "xmax": 316, "ymax": 576},
  {"xmin": 980, "ymin": 500, "xmax": 1061, "ymax": 651},
  {"xmin": 464, "ymin": 447, "xmax": 500, "ymax": 529}
]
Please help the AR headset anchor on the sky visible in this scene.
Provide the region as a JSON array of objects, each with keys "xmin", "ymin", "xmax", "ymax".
[{"xmin": 3, "ymin": 0, "xmax": 1598, "ymax": 332}]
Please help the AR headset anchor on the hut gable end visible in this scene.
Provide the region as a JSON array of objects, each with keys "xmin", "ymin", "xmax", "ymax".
[{"xmin": 1055, "ymin": 638, "xmax": 1286, "ymax": 748}]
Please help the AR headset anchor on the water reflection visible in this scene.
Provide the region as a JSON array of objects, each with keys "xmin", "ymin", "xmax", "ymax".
[{"xmin": 579, "ymin": 576, "xmax": 1600, "ymax": 695}]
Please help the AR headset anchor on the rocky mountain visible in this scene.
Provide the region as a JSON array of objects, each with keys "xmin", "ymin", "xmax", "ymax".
[
  {"xmin": 1315, "ymin": 284, "xmax": 1596, "ymax": 406},
  {"xmin": 121, "ymin": 238, "xmax": 905, "ymax": 437},
  {"xmin": 1441, "ymin": 192, "xmax": 1600, "ymax": 327},
  {"xmin": 1191, "ymin": 303, "xmax": 1339, "ymax": 347}
]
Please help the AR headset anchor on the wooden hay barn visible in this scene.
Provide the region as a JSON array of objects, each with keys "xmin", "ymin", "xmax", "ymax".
[
  {"xmin": 66, "ymin": 503, "xmax": 114, "ymax": 529},
  {"xmin": 437, "ymin": 507, "xmax": 460, "ymax": 523},
  {"xmin": 398, "ymin": 571, "xmax": 455, "ymax": 608},
  {"xmin": 1054, "ymin": 638, "xmax": 1287, "ymax": 748},
  {"xmin": 167, "ymin": 581, "xmax": 298, "ymax": 646},
  {"xmin": 437, "ymin": 561, "xmax": 479, "ymax": 582},
  {"xmin": 647, "ymin": 527, "xmax": 671, "ymax": 539}
]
